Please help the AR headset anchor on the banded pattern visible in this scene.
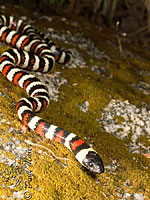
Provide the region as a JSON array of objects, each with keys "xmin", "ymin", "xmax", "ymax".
[{"xmin": 0, "ymin": 15, "xmax": 104, "ymax": 174}]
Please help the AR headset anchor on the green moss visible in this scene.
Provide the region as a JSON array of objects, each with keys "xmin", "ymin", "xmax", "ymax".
[
  {"xmin": 137, "ymin": 135, "xmax": 150, "ymax": 147},
  {"xmin": 114, "ymin": 115, "xmax": 125, "ymax": 124}
]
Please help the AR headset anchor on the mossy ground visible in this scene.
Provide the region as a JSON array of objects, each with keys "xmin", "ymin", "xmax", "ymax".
[{"xmin": 0, "ymin": 4, "xmax": 150, "ymax": 200}]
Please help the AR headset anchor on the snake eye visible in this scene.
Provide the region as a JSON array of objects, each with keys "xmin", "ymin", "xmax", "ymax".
[{"xmin": 88, "ymin": 161, "xmax": 94, "ymax": 168}]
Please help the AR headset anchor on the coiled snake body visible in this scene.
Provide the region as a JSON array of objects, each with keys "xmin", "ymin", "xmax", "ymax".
[{"xmin": 0, "ymin": 15, "xmax": 104, "ymax": 174}]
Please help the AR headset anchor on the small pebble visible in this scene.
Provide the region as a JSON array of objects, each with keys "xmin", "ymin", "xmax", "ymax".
[{"xmin": 133, "ymin": 193, "xmax": 145, "ymax": 200}]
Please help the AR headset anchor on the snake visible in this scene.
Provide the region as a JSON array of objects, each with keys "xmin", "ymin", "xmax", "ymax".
[{"xmin": 0, "ymin": 15, "xmax": 104, "ymax": 174}]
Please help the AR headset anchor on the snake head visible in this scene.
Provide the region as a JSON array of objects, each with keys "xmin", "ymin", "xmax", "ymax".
[{"xmin": 82, "ymin": 151, "xmax": 104, "ymax": 174}]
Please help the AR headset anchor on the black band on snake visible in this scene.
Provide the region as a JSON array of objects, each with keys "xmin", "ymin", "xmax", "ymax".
[{"xmin": 0, "ymin": 15, "xmax": 104, "ymax": 174}]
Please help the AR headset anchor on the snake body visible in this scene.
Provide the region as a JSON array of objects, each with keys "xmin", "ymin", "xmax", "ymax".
[{"xmin": 0, "ymin": 15, "xmax": 104, "ymax": 173}]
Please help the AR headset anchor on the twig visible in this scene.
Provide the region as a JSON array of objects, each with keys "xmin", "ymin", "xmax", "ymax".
[
  {"xmin": 128, "ymin": 25, "xmax": 150, "ymax": 36},
  {"xmin": 24, "ymin": 139, "xmax": 71, "ymax": 163},
  {"xmin": 116, "ymin": 21, "xmax": 123, "ymax": 57}
]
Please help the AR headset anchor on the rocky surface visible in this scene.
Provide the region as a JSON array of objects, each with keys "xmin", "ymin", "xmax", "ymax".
[{"xmin": 0, "ymin": 4, "xmax": 149, "ymax": 200}]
